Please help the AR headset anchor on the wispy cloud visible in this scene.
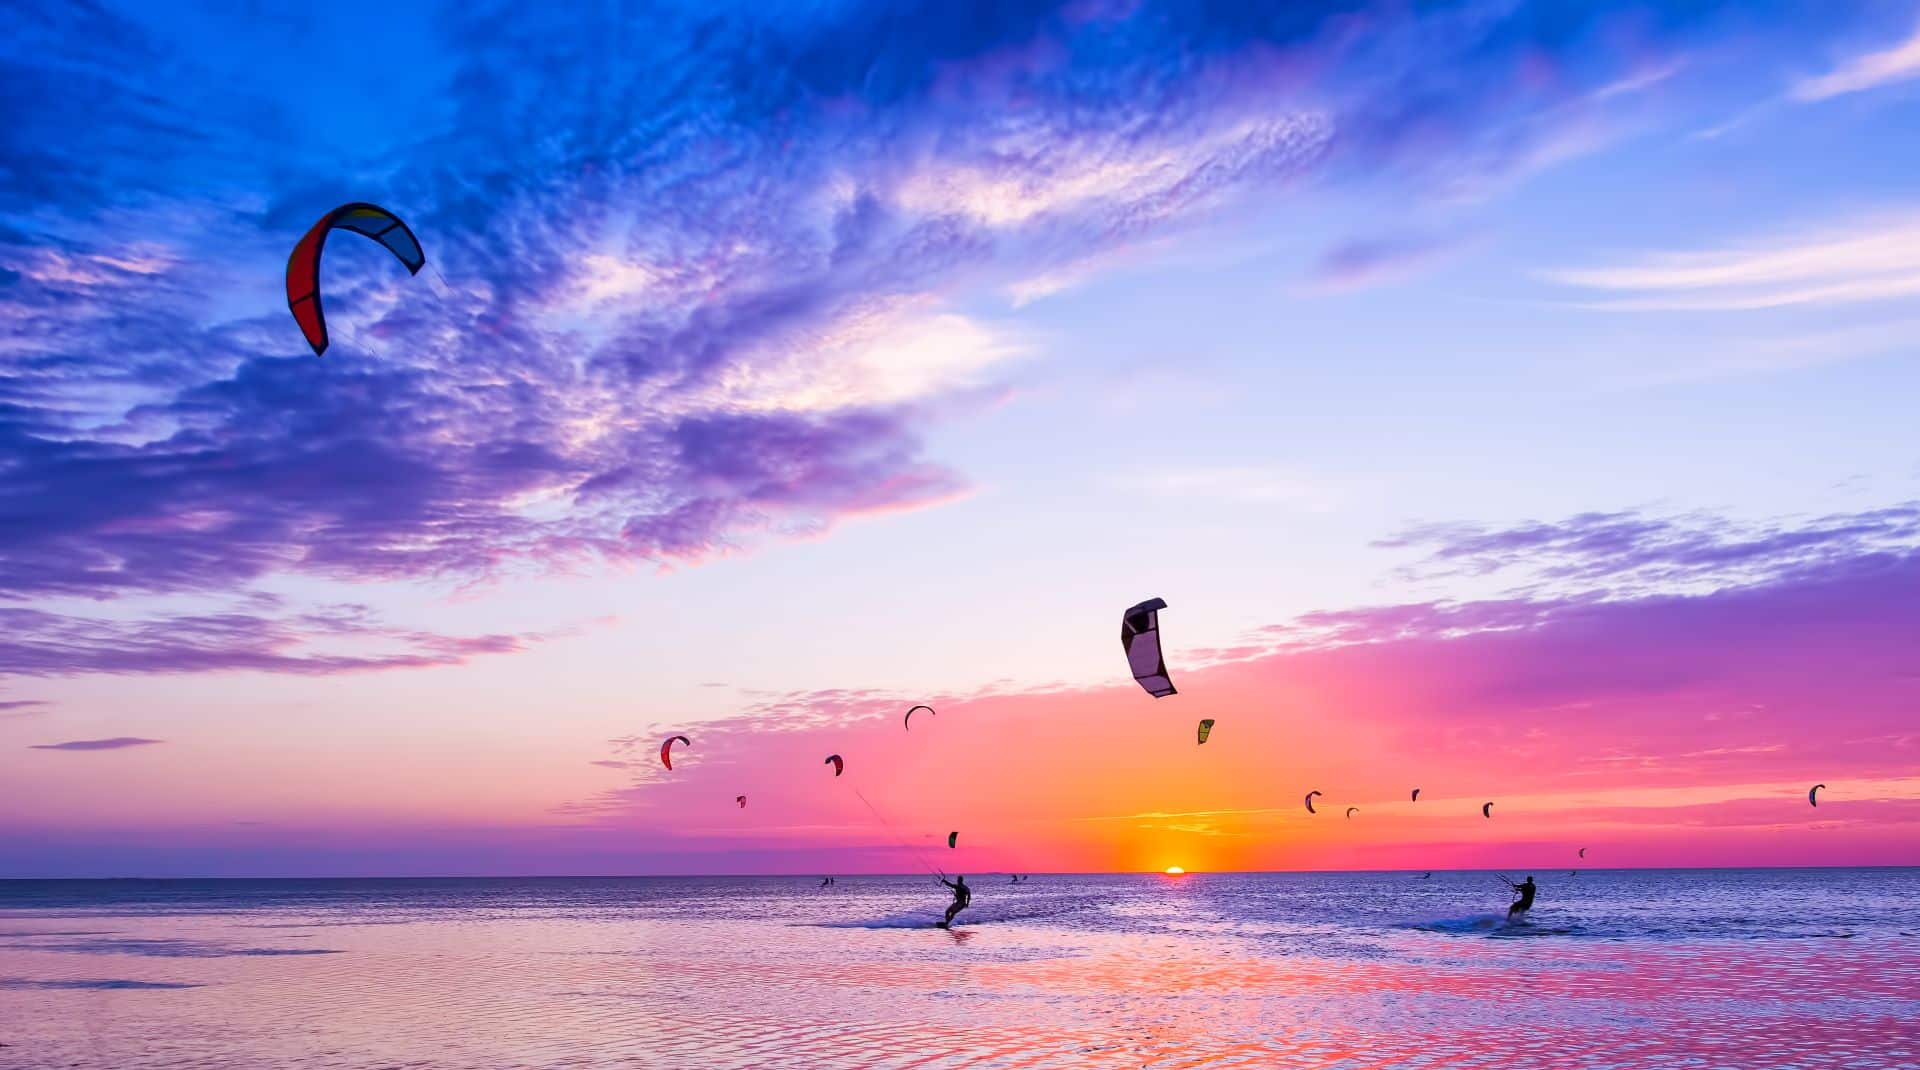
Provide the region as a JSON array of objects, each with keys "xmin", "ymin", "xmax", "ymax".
[
  {"xmin": 0, "ymin": 699, "xmax": 47, "ymax": 715},
  {"xmin": 1794, "ymin": 19, "xmax": 1920, "ymax": 100},
  {"xmin": 1108, "ymin": 466, "xmax": 1342, "ymax": 509},
  {"xmin": 1305, "ymin": 233, "xmax": 1461, "ymax": 293},
  {"xmin": 0, "ymin": 602, "xmax": 574, "ymax": 677},
  {"xmin": 1544, "ymin": 211, "xmax": 1920, "ymax": 310},
  {"xmin": 1375, "ymin": 504, "xmax": 1920, "ymax": 599},
  {"xmin": 30, "ymin": 737, "xmax": 163, "ymax": 752}
]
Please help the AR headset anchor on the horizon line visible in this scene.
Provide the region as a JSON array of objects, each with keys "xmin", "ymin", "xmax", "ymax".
[{"xmin": 3, "ymin": 862, "xmax": 1915, "ymax": 883}]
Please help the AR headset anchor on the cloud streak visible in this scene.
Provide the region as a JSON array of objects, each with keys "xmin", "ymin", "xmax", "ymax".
[
  {"xmin": 1376, "ymin": 505, "xmax": 1920, "ymax": 597},
  {"xmin": 1794, "ymin": 18, "xmax": 1920, "ymax": 100},
  {"xmin": 1544, "ymin": 211, "xmax": 1920, "ymax": 310},
  {"xmin": 1305, "ymin": 233, "xmax": 1459, "ymax": 292},
  {"xmin": 30, "ymin": 738, "xmax": 163, "ymax": 752},
  {"xmin": 0, "ymin": 602, "xmax": 563, "ymax": 677}
]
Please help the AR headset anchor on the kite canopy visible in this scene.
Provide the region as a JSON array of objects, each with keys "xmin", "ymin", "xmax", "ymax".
[
  {"xmin": 1121, "ymin": 597, "xmax": 1175, "ymax": 698},
  {"xmin": 905, "ymin": 705, "xmax": 935, "ymax": 730},
  {"xmin": 1809, "ymin": 783, "xmax": 1825, "ymax": 807},
  {"xmin": 1482, "ymin": 802, "xmax": 1494, "ymax": 818},
  {"xmin": 1196, "ymin": 718, "xmax": 1214, "ymax": 744},
  {"xmin": 660, "ymin": 734, "xmax": 691, "ymax": 771},
  {"xmin": 1346, "ymin": 807, "xmax": 1358, "ymax": 819},
  {"xmin": 1578, "ymin": 847, "xmax": 1587, "ymax": 858},
  {"xmin": 824, "ymin": 754, "xmax": 844, "ymax": 777},
  {"xmin": 736, "ymin": 795, "xmax": 747, "ymax": 808},
  {"xmin": 1410, "ymin": 788, "xmax": 1421, "ymax": 802},
  {"xmin": 947, "ymin": 831, "xmax": 958, "ymax": 849},
  {"xmin": 285, "ymin": 202, "xmax": 425, "ymax": 356},
  {"xmin": 1304, "ymin": 790, "xmax": 1322, "ymax": 814}
]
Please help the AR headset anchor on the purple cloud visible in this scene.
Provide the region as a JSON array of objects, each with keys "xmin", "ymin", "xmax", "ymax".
[
  {"xmin": 30, "ymin": 737, "xmax": 163, "ymax": 752},
  {"xmin": 0, "ymin": 604, "xmax": 554, "ymax": 677},
  {"xmin": 0, "ymin": 2, "xmax": 1884, "ymax": 648},
  {"xmin": 1306, "ymin": 233, "xmax": 1459, "ymax": 291},
  {"xmin": 1378, "ymin": 505, "xmax": 1920, "ymax": 596}
]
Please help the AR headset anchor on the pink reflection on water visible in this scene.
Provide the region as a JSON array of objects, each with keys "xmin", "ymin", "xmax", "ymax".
[{"xmin": 1, "ymin": 906, "xmax": 1916, "ymax": 1068}]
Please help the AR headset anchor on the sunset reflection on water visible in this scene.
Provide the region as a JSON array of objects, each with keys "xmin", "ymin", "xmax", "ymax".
[{"xmin": 1, "ymin": 871, "xmax": 1915, "ymax": 1068}]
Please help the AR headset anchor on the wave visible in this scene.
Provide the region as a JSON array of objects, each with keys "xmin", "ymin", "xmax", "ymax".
[
  {"xmin": 1404, "ymin": 912, "xmax": 1581, "ymax": 938},
  {"xmin": 814, "ymin": 897, "xmax": 1088, "ymax": 931}
]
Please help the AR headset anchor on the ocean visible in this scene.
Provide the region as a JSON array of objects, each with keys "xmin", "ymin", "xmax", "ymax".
[{"xmin": 1, "ymin": 869, "xmax": 1915, "ymax": 1068}]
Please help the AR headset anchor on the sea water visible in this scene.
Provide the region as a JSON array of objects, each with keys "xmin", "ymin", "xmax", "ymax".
[{"xmin": 2, "ymin": 868, "xmax": 1916, "ymax": 1068}]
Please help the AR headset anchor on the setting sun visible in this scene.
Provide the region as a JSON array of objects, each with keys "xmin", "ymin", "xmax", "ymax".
[{"xmin": 1164, "ymin": 866, "xmax": 1186, "ymax": 875}]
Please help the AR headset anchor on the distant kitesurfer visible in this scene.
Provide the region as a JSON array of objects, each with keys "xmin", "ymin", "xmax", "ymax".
[
  {"xmin": 1503, "ymin": 875, "xmax": 1536, "ymax": 918},
  {"xmin": 939, "ymin": 874, "xmax": 972, "ymax": 928}
]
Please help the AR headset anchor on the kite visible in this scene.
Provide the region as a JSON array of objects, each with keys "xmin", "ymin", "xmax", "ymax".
[
  {"xmin": 1482, "ymin": 802, "xmax": 1494, "ymax": 818},
  {"xmin": 1196, "ymin": 718, "xmax": 1215, "ymax": 744},
  {"xmin": 285, "ymin": 202, "xmax": 425, "ymax": 356},
  {"xmin": 1121, "ymin": 597, "xmax": 1176, "ymax": 698},
  {"xmin": 905, "ymin": 705, "xmax": 935, "ymax": 730},
  {"xmin": 1346, "ymin": 807, "xmax": 1358, "ymax": 819},
  {"xmin": 1578, "ymin": 847, "xmax": 1587, "ymax": 859},
  {"xmin": 947, "ymin": 831, "xmax": 959, "ymax": 849},
  {"xmin": 824, "ymin": 754, "xmax": 844, "ymax": 777},
  {"xmin": 1809, "ymin": 784, "xmax": 1825, "ymax": 807},
  {"xmin": 1304, "ymin": 790, "xmax": 1322, "ymax": 814},
  {"xmin": 736, "ymin": 795, "xmax": 748, "ymax": 808},
  {"xmin": 660, "ymin": 734, "xmax": 691, "ymax": 771},
  {"xmin": 1410, "ymin": 788, "xmax": 1421, "ymax": 802}
]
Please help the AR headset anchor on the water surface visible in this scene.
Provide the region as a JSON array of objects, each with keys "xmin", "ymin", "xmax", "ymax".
[{"xmin": 2, "ymin": 869, "xmax": 1915, "ymax": 1068}]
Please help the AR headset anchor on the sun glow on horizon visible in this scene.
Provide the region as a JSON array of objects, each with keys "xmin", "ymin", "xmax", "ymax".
[{"xmin": 1164, "ymin": 866, "xmax": 1186, "ymax": 875}]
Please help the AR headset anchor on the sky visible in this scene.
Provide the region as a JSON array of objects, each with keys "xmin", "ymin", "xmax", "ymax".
[{"xmin": 3, "ymin": 0, "xmax": 1919, "ymax": 877}]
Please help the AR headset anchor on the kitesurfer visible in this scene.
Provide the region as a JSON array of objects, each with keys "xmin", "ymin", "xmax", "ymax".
[
  {"xmin": 1503, "ymin": 875, "xmax": 1536, "ymax": 918},
  {"xmin": 939, "ymin": 874, "xmax": 972, "ymax": 928}
]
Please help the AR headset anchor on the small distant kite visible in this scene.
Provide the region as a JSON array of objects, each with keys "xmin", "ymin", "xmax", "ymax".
[
  {"xmin": 285, "ymin": 202, "xmax": 425, "ymax": 356},
  {"xmin": 1196, "ymin": 718, "xmax": 1215, "ymax": 745},
  {"xmin": 1578, "ymin": 847, "xmax": 1587, "ymax": 859},
  {"xmin": 1809, "ymin": 783, "xmax": 1825, "ymax": 807},
  {"xmin": 1121, "ymin": 597, "xmax": 1176, "ymax": 698},
  {"xmin": 736, "ymin": 795, "xmax": 747, "ymax": 808},
  {"xmin": 1304, "ymin": 791, "xmax": 1322, "ymax": 815},
  {"xmin": 660, "ymin": 735, "xmax": 691, "ymax": 771},
  {"xmin": 824, "ymin": 754, "xmax": 844, "ymax": 777},
  {"xmin": 1410, "ymin": 788, "xmax": 1421, "ymax": 802},
  {"xmin": 947, "ymin": 831, "xmax": 959, "ymax": 849},
  {"xmin": 1346, "ymin": 807, "xmax": 1359, "ymax": 820},
  {"xmin": 1482, "ymin": 802, "xmax": 1494, "ymax": 819},
  {"xmin": 905, "ymin": 705, "xmax": 935, "ymax": 730}
]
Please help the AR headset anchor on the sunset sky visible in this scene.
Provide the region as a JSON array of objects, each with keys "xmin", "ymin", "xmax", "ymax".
[{"xmin": 3, "ymin": 1, "xmax": 1919, "ymax": 877}]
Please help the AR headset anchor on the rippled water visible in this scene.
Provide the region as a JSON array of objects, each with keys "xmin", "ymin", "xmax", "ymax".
[{"xmin": 2, "ymin": 869, "xmax": 1916, "ymax": 1068}]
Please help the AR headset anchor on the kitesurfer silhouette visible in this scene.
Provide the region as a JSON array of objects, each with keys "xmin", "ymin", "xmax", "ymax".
[
  {"xmin": 939, "ymin": 874, "xmax": 971, "ymax": 928},
  {"xmin": 1503, "ymin": 875, "xmax": 1536, "ymax": 918}
]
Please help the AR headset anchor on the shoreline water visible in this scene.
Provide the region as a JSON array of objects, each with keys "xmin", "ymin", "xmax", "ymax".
[{"xmin": 4, "ymin": 869, "xmax": 1916, "ymax": 1068}]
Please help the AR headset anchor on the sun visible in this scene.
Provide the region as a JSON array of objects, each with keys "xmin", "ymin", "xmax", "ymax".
[{"xmin": 1163, "ymin": 866, "xmax": 1186, "ymax": 875}]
